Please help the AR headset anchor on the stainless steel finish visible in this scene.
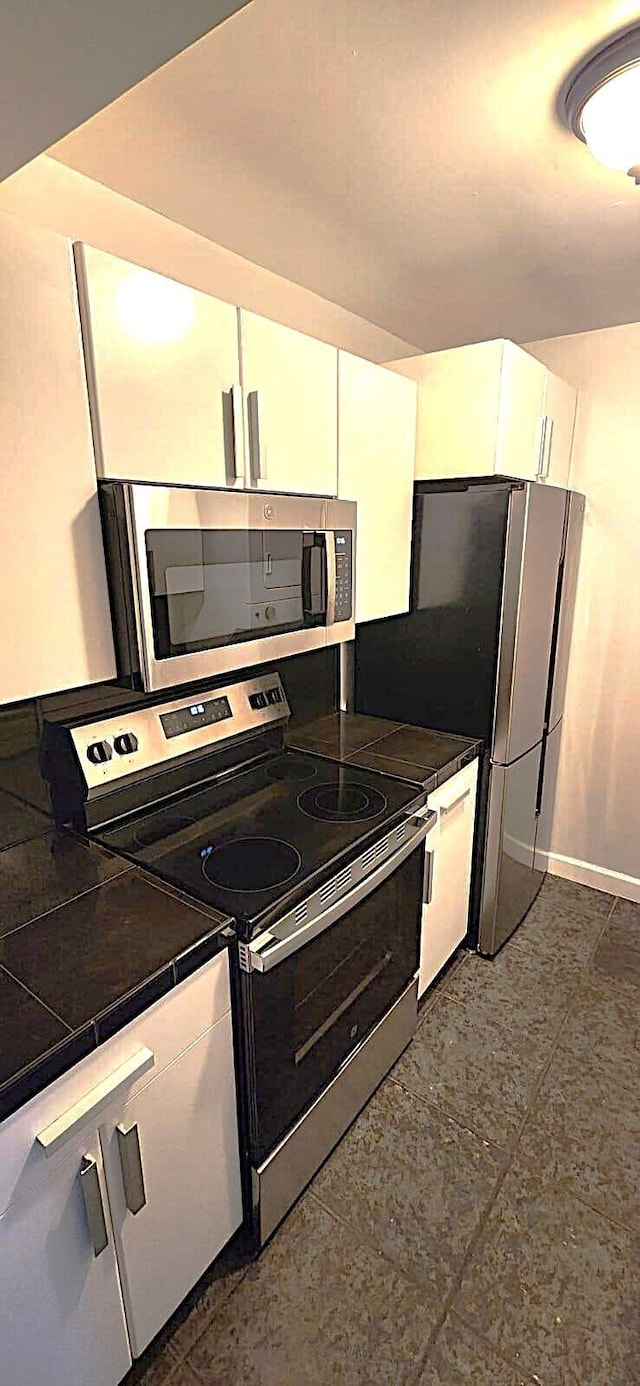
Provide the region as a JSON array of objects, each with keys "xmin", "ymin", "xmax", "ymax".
[
  {"xmin": 247, "ymin": 389, "xmax": 265, "ymax": 482},
  {"xmin": 423, "ymin": 849, "xmax": 434, "ymax": 905},
  {"xmin": 252, "ymin": 979, "xmax": 417, "ymax": 1245},
  {"xmin": 479, "ymin": 744, "xmax": 544, "ymax": 956},
  {"xmin": 230, "ymin": 383, "xmax": 245, "ymax": 484},
  {"xmin": 108, "ymin": 483, "xmax": 356, "ymax": 691},
  {"xmin": 323, "ymin": 529, "xmax": 337, "ymax": 628},
  {"xmin": 80, "ymin": 1155, "xmax": 109, "ymax": 1257},
  {"xmin": 492, "ymin": 484, "xmax": 567, "ymax": 766},
  {"xmin": 542, "ymin": 418, "xmax": 554, "ymax": 480},
  {"xmin": 71, "ymin": 672, "xmax": 290, "ymax": 797},
  {"xmin": 533, "ymin": 718, "xmax": 562, "ymax": 866},
  {"xmin": 116, "ymin": 1123, "xmax": 147, "ymax": 1215},
  {"xmin": 244, "ymin": 813, "xmax": 432, "ymax": 973},
  {"xmin": 339, "ymin": 642, "xmax": 355, "ymax": 712},
  {"xmin": 534, "ymin": 416, "xmax": 547, "ymax": 480},
  {"xmin": 547, "ymin": 491, "xmax": 584, "ymax": 733}
]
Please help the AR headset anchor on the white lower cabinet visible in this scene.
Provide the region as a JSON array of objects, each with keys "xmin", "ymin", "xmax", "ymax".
[
  {"xmin": 1, "ymin": 1131, "xmax": 131, "ymax": 1386},
  {"xmin": 418, "ymin": 759, "xmax": 479, "ymax": 997},
  {"xmin": 102, "ymin": 1008, "xmax": 242, "ymax": 1358},
  {"xmin": 0, "ymin": 951, "xmax": 242, "ymax": 1385}
]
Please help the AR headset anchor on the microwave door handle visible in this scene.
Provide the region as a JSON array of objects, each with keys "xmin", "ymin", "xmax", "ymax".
[
  {"xmin": 248, "ymin": 815, "xmax": 431, "ymax": 973},
  {"xmin": 319, "ymin": 530, "xmax": 336, "ymax": 625}
]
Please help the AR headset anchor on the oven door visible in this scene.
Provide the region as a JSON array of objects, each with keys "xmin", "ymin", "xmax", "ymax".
[
  {"xmin": 240, "ymin": 817, "xmax": 430, "ymax": 1164},
  {"xmin": 101, "ymin": 483, "xmax": 355, "ymax": 691}
]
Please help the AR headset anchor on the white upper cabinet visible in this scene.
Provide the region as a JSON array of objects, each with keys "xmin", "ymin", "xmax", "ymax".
[
  {"xmin": 0, "ymin": 213, "xmax": 115, "ymax": 704},
  {"xmin": 75, "ymin": 244, "xmax": 242, "ymax": 488},
  {"xmin": 239, "ymin": 309, "xmax": 338, "ymax": 496},
  {"xmin": 388, "ymin": 339, "xmax": 577, "ymax": 488},
  {"xmin": 337, "ymin": 351, "xmax": 416, "ymax": 624}
]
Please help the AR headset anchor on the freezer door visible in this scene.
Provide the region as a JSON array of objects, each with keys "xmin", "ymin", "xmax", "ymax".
[
  {"xmin": 534, "ymin": 719, "xmax": 563, "ymax": 867},
  {"xmin": 546, "ymin": 492, "xmax": 585, "ymax": 734},
  {"xmin": 493, "ymin": 484, "xmax": 568, "ymax": 764},
  {"xmin": 479, "ymin": 744, "xmax": 545, "ymax": 956}
]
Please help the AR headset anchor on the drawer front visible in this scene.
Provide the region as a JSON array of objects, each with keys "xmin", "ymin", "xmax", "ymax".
[
  {"xmin": 0, "ymin": 950, "xmax": 230, "ymax": 1216},
  {"xmin": 427, "ymin": 758, "xmax": 478, "ymax": 815}
]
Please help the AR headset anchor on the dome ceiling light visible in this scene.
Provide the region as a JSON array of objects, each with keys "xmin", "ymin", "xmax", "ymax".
[{"xmin": 564, "ymin": 27, "xmax": 640, "ymax": 183}]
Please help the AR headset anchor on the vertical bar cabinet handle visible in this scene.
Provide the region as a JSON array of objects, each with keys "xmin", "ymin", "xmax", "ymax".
[
  {"xmin": 542, "ymin": 416, "xmax": 554, "ymax": 480},
  {"xmin": 80, "ymin": 1155, "xmax": 109, "ymax": 1257},
  {"xmin": 423, "ymin": 849, "xmax": 435, "ymax": 905},
  {"xmin": 230, "ymin": 382, "xmax": 245, "ymax": 483},
  {"xmin": 116, "ymin": 1122, "xmax": 147, "ymax": 1215},
  {"xmin": 247, "ymin": 389, "xmax": 266, "ymax": 482},
  {"xmin": 534, "ymin": 415, "xmax": 547, "ymax": 479}
]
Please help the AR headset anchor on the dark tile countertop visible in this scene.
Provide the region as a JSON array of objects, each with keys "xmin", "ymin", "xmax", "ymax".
[
  {"xmin": 0, "ymin": 809, "xmax": 230, "ymax": 1126},
  {"xmin": 287, "ymin": 712, "xmax": 481, "ymax": 793}
]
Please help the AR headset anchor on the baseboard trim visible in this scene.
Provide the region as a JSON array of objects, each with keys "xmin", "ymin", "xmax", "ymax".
[{"xmin": 534, "ymin": 848, "xmax": 640, "ymax": 903}]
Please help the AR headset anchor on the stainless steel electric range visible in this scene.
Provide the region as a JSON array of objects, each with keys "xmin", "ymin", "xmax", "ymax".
[{"xmin": 43, "ymin": 673, "xmax": 434, "ymax": 1246}]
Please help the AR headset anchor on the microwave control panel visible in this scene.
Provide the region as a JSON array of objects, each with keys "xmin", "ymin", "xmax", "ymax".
[{"xmin": 334, "ymin": 531, "xmax": 353, "ymax": 623}]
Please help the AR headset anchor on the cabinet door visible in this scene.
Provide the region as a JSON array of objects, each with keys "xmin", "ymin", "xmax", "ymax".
[
  {"xmin": 101, "ymin": 1008, "xmax": 242, "ymax": 1358},
  {"xmin": 0, "ymin": 1133, "xmax": 131, "ymax": 1386},
  {"xmin": 496, "ymin": 341, "xmax": 547, "ymax": 481},
  {"xmin": 76, "ymin": 244, "xmax": 241, "ymax": 487},
  {"xmin": 541, "ymin": 372, "xmax": 577, "ymax": 488},
  {"xmin": 338, "ymin": 352, "xmax": 416, "ymax": 623},
  {"xmin": 0, "ymin": 212, "xmax": 115, "ymax": 703},
  {"xmin": 418, "ymin": 760, "xmax": 478, "ymax": 997},
  {"xmin": 239, "ymin": 309, "xmax": 338, "ymax": 495}
]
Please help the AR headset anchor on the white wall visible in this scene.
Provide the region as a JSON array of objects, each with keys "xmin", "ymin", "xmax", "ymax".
[
  {"xmin": 0, "ymin": 1, "xmax": 250, "ymax": 180},
  {"xmin": 0, "ymin": 157, "xmax": 419, "ymax": 363},
  {"xmin": 527, "ymin": 324, "xmax": 640, "ymax": 902}
]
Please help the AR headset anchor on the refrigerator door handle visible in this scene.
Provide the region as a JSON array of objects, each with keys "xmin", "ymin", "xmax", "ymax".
[
  {"xmin": 534, "ymin": 416, "xmax": 547, "ymax": 479},
  {"xmin": 542, "ymin": 417, "xmax": 554, "ymax": 480}
]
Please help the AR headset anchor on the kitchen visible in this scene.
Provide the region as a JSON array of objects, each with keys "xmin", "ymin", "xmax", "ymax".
[{"xmin": 0, "ymin": 3, "xmax": 638, "ymax": 1385}]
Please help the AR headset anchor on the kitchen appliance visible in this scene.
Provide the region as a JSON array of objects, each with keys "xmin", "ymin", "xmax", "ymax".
[
  {"xmin": 354, "ymin": 478, "xmax": 584, "ymax": 957},
  {"xmin": 42, "ymin": 673, "xmax": 432, "ymax": 1247},
  {"xmin": 99, "ymin": 482, "xmax": 356, "ymax": 692}
]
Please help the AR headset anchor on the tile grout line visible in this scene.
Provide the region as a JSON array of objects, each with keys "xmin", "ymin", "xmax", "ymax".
[
  {"xmin": 0, "ymin": 962, "xmax": 71, "ymax": 1029},
  {"xmin": 0, "ymin": 863, "xmax": 131, "ymax": 942}
]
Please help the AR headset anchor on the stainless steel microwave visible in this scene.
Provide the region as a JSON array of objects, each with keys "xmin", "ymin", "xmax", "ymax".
[{"xmin": 99, "ymin": 482, "xmax": 356, "ymax": 692}]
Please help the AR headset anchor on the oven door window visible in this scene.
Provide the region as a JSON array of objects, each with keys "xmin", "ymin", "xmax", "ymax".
[
  {"xmin": 244, "ymin": 845, "xmax": 423, "ymax": 1164},
  {"xmin": 145, "ymin": 529, "xmax": 327, "ymax": 659}
]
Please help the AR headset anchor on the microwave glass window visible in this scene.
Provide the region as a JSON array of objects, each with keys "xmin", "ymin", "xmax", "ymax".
[{"xmin": 145, "ymin": 529, "xmax": 328, "ymax": 659}]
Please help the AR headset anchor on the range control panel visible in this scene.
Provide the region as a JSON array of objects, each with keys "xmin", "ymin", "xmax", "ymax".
[{"xmin": 71, "ymin": 674, "xmax": 290, "ymax": 794}]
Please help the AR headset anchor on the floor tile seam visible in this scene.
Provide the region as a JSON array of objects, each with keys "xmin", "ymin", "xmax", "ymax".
[
  {"xmin": 537, "ymin": 1175, "xmax": 640, "ymax": 1238},
  {"xmin": 0, "ymin": 961, "xmax": 71, "ymax": 1029},
  {"xmin": 508, "ymin": 985, "xmax": 589, "ymax": 1155},
  {"xmin": 450, "ymin": 1304, "xmax": 541, "ymax": 1381},
  {"xmin": 0, "ymin": 864, "xmax": 132, "ymax": 941},
  {"xmin": 385, "ymin": 1072, "xmax": 510, "ymax": 1156},
  {"xmin": 305, "ymin": 1187, "xmax": 445, "ymax": 1310}
]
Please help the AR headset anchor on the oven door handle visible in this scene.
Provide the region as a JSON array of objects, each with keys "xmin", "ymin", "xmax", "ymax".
[{"xmin": 247, "ymin": 815, "xmax": 431, "ymax": 973}]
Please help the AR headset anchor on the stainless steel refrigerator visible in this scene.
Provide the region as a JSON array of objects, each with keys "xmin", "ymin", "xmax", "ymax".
[{"xmin": 354, "ymin": 478, "xmax": 584, "ymax": 956}]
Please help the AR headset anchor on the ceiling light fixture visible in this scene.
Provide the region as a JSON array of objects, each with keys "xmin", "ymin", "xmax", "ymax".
[{"xmin": 564, "ymin": 27, "xmax": 640, "ymax": 182}]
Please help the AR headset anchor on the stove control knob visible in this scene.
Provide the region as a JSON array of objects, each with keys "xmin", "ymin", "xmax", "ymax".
[
  {"xmin": 114, "ymin": 732, "xmax": 139, "ymax": 756},
  {"xmin": 87, "ymin": 740, "xmax": 113, "ymax": 765}
]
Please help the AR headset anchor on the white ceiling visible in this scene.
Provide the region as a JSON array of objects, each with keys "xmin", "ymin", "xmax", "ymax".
[{"xmin": 51, "ymin": 0, "xmax": 640, "ymax": 352}]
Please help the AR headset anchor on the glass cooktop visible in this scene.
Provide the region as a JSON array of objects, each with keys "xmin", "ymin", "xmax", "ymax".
[{"xmin": 96, "ymin": 749, "xmax": 424, "ymax": 932}]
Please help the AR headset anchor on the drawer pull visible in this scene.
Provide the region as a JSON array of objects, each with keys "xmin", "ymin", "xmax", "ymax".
[
  {"xmin": 36, "ymin": 1047, "xmax": 155, "ymax": 1159},
  {"xmin": 439, "ymin": 785, "xmax": 471, "ymax": 815},
  {"xmin": 117, "ymin": 1122, "xmax": 147, "ymax": 1215},
  {"xmin": 80, "ymin": 1155, "xmax": 109, "ymax": 1258}
]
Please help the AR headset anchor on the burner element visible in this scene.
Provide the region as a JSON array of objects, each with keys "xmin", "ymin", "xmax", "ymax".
[
  {"xmin": 297, "ymin": 781, "xmax": 387, "ymax": 823},
  {"xmin": 202, "ymin": 837, "xmax": 301, "ymax": 893},
  {"xmin": 265, "ymin": 755, "xmax": 318, "ymax": 783}
]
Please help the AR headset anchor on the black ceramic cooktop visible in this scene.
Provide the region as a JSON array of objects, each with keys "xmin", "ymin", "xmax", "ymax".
[{"xmin": 97, "ymin": 749, "xmax": 424, "ymax": 932}]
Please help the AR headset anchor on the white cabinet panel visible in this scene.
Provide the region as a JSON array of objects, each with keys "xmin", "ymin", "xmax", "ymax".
[
  {"xmin": 239, "ymin": 309, "xmax": 338, "ymax": 496},
  {"xmin": 102, "ymin": 1009, "xmax": 242, "ymax": 1357},
  {"xmin": 0, "ymin": 1133, "xmax": 131, "ymax": 1386},
  {"xmin": 76, "ymin": 244, "xmax": 241, "ymax": 487},
  {"xmin": 541, "ymin": 372, "xmax": 577, "ymax": 488},
  {"xmin": 338, "ymin": 351, "xmax": 416, "ymax": 623},
  {"xmin": 0, "ymin": 212, "xmax": 115, "ymax": 703},
  {"xmin": 418, "ymin": 760, "xmax": 478, "ymax": 997},
  {"xmin": 496, "ymin": 341, "xmax": 546, "ymax": 481}
]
